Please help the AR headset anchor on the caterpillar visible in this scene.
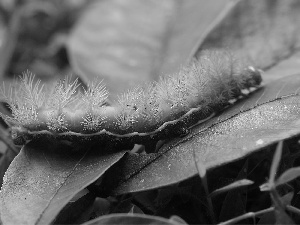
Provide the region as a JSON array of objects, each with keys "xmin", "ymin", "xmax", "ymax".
[{"xmin": 0, "ymin": 50, "xmax": 262, "ymax": 151}]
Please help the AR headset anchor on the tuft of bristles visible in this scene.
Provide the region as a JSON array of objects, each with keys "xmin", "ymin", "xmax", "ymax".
[
  {"xmin": 0, "ymin": 50, "xmax": 262, "ymax": 134},
  {"xmin": 81, "ymin": 113, "xmax": 107, "ymax": 132},
  {"xmin": 0, "ymin": 71, "xmax": 45, "ymax": 126},
  {"xmin": 45, "ymin": 76, "xmax": 80, "ymax": 110},
  {"xmin": 82, "ymin": 78, "xmax": 108, "ymax": 110}
]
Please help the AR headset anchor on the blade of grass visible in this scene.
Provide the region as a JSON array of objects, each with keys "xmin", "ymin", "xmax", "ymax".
[
  {"xmin": 269, "ymin": 141, "xmax": 283, "ymax": 186},
  {"xmin": 193, "ymin": 149, "xmax": 215, "ymax": 224},
  {"xmin": 209, "ymin": 179, "xmax": 254, "ymax": 198}
]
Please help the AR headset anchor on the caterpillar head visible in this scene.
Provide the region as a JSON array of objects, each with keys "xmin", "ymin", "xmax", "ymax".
[{"xmin": 246, "ymin": 66, "xmax": 263, "ymax": 86}]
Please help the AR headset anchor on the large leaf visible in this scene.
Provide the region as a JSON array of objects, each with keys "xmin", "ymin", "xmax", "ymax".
[
  {"xmin": 199, "ymin": 0, "xmax": 300, "ymax": 82},
  {"xmin": 0, "ymin": 141, "xmax": 126, "ymax": 225},
  {"xmin": 68, "ymin": 0, "xmax": 237, "ymax": 98},
  {"xmin": 102, "ymin": 74, "xmax": 300, "ymax": 195}
]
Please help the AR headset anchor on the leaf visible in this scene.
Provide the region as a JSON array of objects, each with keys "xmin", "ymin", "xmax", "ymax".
[
  {"xmin": 273, "ymin": 193, "xmax": 295, "ymax": 225},
  {"xmin": 103, "ymin": 73, "xmax": 300, "ymax": 195},
  {"xmin": 199, "ymin": 0, "xmax": 300, "ymax": 82},
  {"xmin": 264, "ymin": 51, "xmax": 300, "ymax": 83},
  {"xmin": 274, "ymin": 206, "xmax": 295, "ymax": 225},
  {"xmin": 276, "ymin": 167, "xmax": 300, "ymax": 187},
  {"xmin": 54, "ymin": 190, "xmax": 96, "ymax": 224},
  {"xmin": 209, "ymin": 179, "xmax": 254, "ymax": 198},
  {"xmin": 67, "ymin": 0, "xmax": 237, "ymax": 98},
  {"xmin": 257, "ymin": 210, "xmax": 275, "ymax": 225},
  {"xmin": 82, "ymin": 213, "xmax": 182, "ymax": 225},
  {"xmin": 128, "ymin": 204, "xmax": 145, "ymax": 215},
  {"xmin": 260, "ymin": 183, "xmax": 271, "ymax": 192},
  {"xmin": 157, "ymin": 0, "xmax": 239, "ymax": 75},
  {"xmin": 0, "ymin": 147, "xmax": 17, "ymax": 187},
  {"xmin": 169, "ymin": 216, "xmax": 188, "ymax": 225},
  {"xmin": 0, "ymin": 141, "xmax": 126, "ymax": 225}
]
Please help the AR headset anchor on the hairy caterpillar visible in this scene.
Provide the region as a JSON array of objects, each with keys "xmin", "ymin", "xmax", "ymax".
[{"xmin": 0, "ymin": 50, "xmax": 262, "ymax": 151}]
